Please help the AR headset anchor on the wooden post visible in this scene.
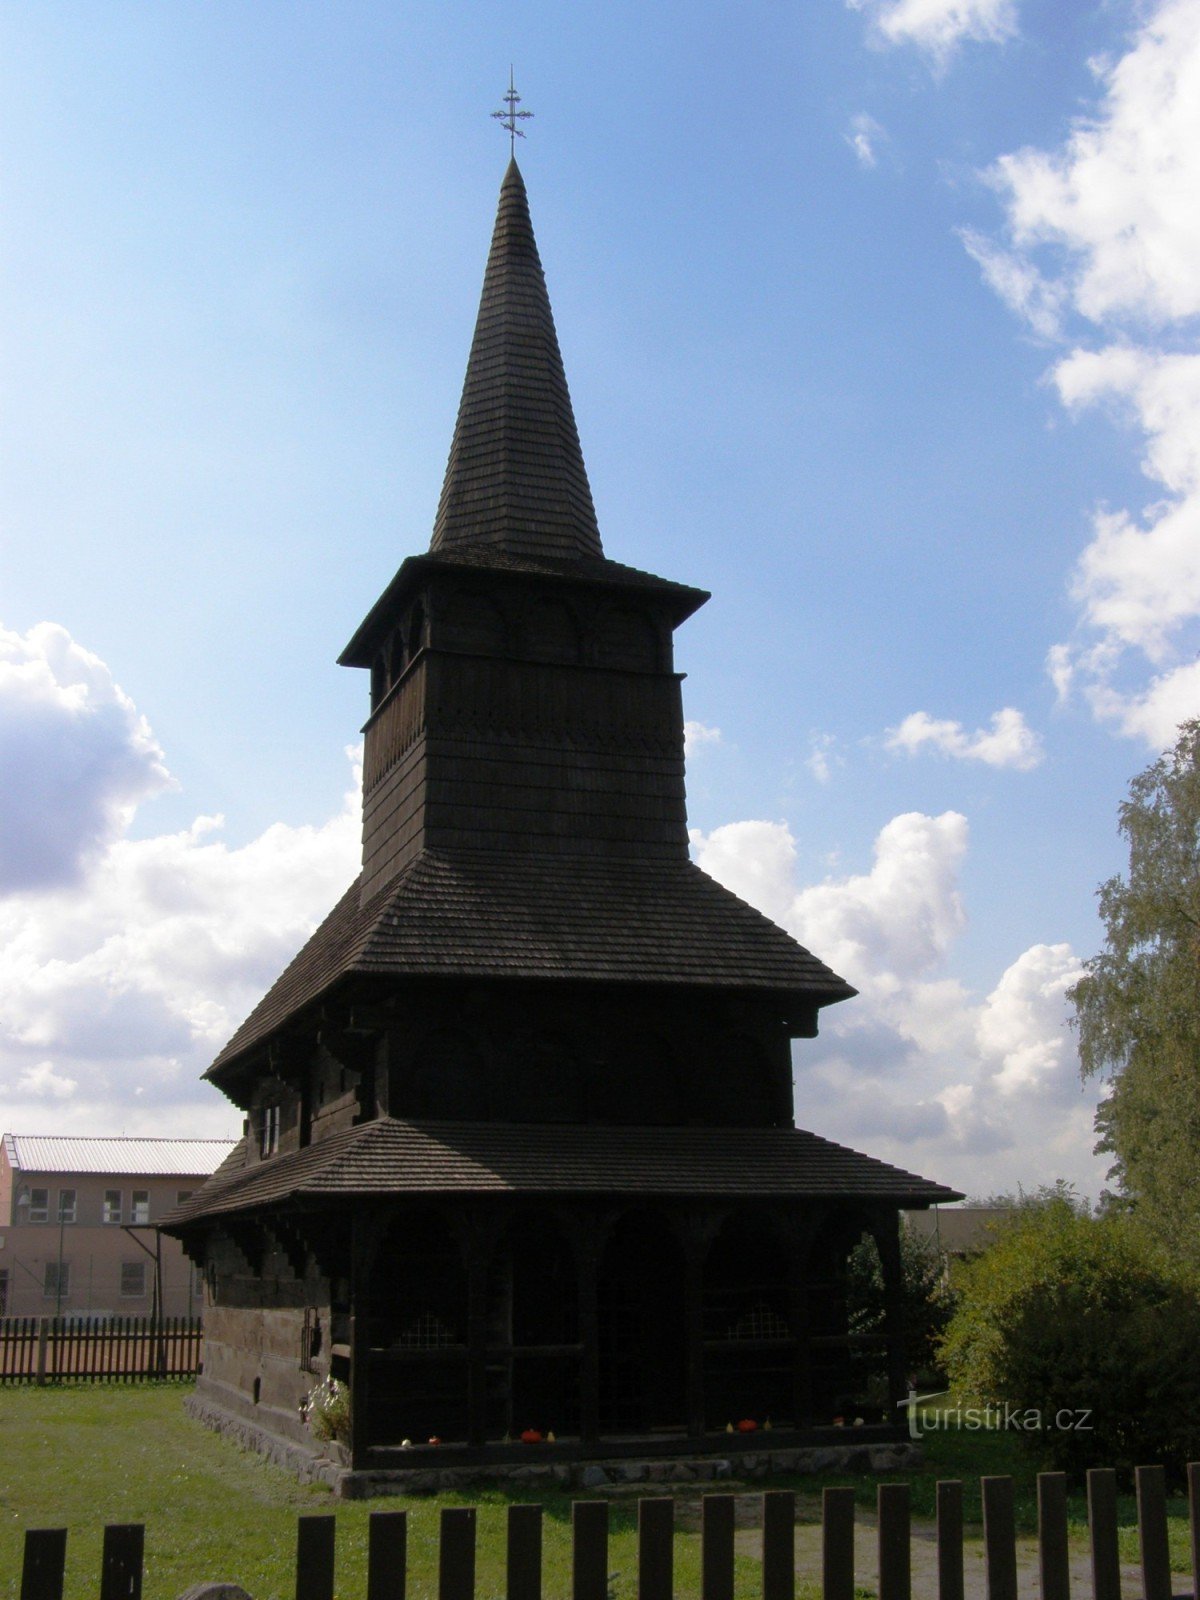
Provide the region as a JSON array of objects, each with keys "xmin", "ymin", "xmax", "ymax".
[
  {"xmin": 982, "ymin": 1477, "xmax": 1017, "ymax": 1600},
  {"xmin": 36, "ymin": 1318, "xmax": 48, "ymax": 1387},
  {"xmin": 637, "ymin": 1497, "xmax": 674, "ymax": 1600},
  {"xmin": 936, "ymin": 1480, "xmax": 963, "ymax": 1600},
  {"xmin": 1136, "ymin": 1465, "xmax": 1171, "ymax": 1600},
  {"xmin": 507, "ymin": 1503, "xmax": 543, "ymax": 1600},
  {"xmin": 465, "ymin": 1232, "xmax": 489, "ymax": 1449},
  {"xmin": 20, "ymin": 1529, "xmax": 67, "ymax": 1600},
  {"xmin": 683, "ymin": 1244, "xmax": 706, "ymax": 1441},
  {"xmin": 1088, "ymin": 1468, "xmax": 1121, "ymax": 1600},
  {"xmin": 438, "ymin": 1508, "xmax": 476, "ymax": 1600},
  {"xmin": 577, "ymin": 1235, "xmax": 601, "ymax": 1446},
  {"xmin": 877, "ymin": 1483, "xmax": 910, "ymax": 1600},
  {"xmin": 1037, "ymin": 1472, "xmax": 1070, "ymax": 1600},
  {"xmin": 572, "ymin": 1500, "xmax": 608, "ymax": 1600},
  {"xmin": 99, "ymin": 1524, "xmax": 144, "ymax": 1600},
  {"xmin": 367, "ymin": 1510, "xmax": 407, "ymax": 1600},
  {"xmin": 762, "ymin": 1489, "xmax": 795, "ymax": 1600},
  {"xmin": 295, "ymin": 1515, "xmax": 336, "ymax": 1600},
  {"xmin": 1189, "ymin": 1462, "xmax": 1200, "ymax": 1600},
  {"xmin": 702, "ymin": 1493, "xmax": 736, "ymax": 1600},
  {"xmin": 822, "ymin": 1486, "xmax": 855, "ymax": 1600}
]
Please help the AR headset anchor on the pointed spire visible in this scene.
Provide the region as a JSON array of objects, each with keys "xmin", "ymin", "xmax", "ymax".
[{"xmin": 430, "ymin": 160, "xmax": 604, "ymax": 562}]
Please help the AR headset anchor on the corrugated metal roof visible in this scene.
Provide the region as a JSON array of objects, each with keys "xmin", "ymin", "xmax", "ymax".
[{"xmin": 3, "ymin": 1133, "xmax": 237, "ymax": 1177}]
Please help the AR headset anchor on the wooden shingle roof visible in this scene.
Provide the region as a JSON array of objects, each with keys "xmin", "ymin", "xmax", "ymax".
[
  {"xmin": 162, "ymin": 1118, "xmax": 962, "ymax": 1230},
  {"xmin": 431, "ymin": 159, "xmax": 603, "ymax": 563},
  {"xmin": 206, "ymin": 850, "xmax": 856, "ymax": 1079}
]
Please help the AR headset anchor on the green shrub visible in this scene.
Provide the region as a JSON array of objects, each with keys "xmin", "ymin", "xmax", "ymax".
[{"xmin": 939, "ymin": 1194, "xmax": 1200, "ymax": 1473}]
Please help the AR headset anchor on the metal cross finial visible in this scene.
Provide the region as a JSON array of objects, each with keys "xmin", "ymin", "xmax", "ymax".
[{"xmin": 492, "ymin": 67, "xmax": 533, "ymax": 156}]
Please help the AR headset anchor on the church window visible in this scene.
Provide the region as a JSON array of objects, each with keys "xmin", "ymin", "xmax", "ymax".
[
  {"xmin": 259, "ymin": 1104, "xmax": 280, "ymax": 1157},
  {"xmin": 439, "ymin": 590, "xmax": 504, "ymax": 655},
  {"xmin": 597, "ymin": 607, "xmax": 660, "ymax": 672},
  {"xmin": 524, "ymin": 598, "xmax": 580, "ymax": 663}
]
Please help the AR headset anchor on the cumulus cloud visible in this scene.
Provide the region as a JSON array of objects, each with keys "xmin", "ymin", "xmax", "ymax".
[
  {"xmin": 683, "ymin": 720, "xmax": 722, "ymax": 755},
  {"xmin": 963, "ymin": 0, "xmax": 1200, "ymax": 746},
  {"xmin": 0, "ymin": 627, "xmax": 362, "ymax": 1139},
  {"xmin": 807, "ymin": 732, "xmax": 842, "ymax": 784},
  {"xmin": 849, "ymin": 0, "xmax": 1018, "ymax": 65},
  {"xmin": 692, "ymin": 811, "xmax": 1104, "ymax": 1196},
  {"xmin": 0, "ymin": 623, "xmax": 172, "ymax": 892},
  {"xmin": 885, "ymin": 707, "xmax": 1043, "ymax": 769}
]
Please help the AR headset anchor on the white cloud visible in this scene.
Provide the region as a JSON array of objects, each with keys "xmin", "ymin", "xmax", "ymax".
[
  {"xmin": 885, "ymin": 707, "xmax": 1043, "ymax": 769},
  {"xmin": 846, "ymin": 113, "xmax": 887, "ymax": 169},
  {"xmin": 0, "ymin": 622, "xmax": 172, "ymax": 892},
  {"xmin": 850, "ymin": 0, "xmax": 1018, "ymax": 64},
  {"xmin": 0, "ymin": 627, "xmax": 362, "ymax": 1140},
  {"xmin": 692, "ymin": 811, "xmax": 1106, "ymax": 1196},
  {"xmin": 963, "ymin": 0, "xmax": 1200, "ymax": 747},
  {"xmin": 683, "ymin": 720, "xmax": 722, "ymax": 755},
  {"xmin": 806, "ymin": 732, "xmax": 842, "ymax": 784}
]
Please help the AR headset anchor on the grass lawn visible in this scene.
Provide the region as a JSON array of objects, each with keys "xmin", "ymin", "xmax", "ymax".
[{"xmin": 0, "ymin": 1384, "xmax": 1193, "ymax": 1600}]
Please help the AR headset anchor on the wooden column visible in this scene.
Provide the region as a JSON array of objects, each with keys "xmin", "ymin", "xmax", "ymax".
[
  {"xmin": 462, "ymin": 1207, "xmax": 500, "ymax": 1449},
  {"xmin": 680, "ymin": 1213, "xmax": 711, "ymax": 1442},
  {"xmin": 577, "ymin": 1229, "xmax": 601, "ymax": 1445},
  {"xmin": 349, "ymin": 1210, "xmax": 374, "ymax": 1469},
  {"xmin": 873, "ymin": 1209, "xmax": 907, "ymax": 1414}
]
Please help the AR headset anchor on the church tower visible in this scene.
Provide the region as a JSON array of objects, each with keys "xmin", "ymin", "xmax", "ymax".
[{"xmin": 167, "ymin": 157, "xmax": 957, "ymax": 1486}]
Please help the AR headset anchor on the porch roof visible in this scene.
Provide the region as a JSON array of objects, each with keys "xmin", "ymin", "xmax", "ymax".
[{"xmin": 162, "ymin": 1117, "xmax": 961, "ymax": 1230}]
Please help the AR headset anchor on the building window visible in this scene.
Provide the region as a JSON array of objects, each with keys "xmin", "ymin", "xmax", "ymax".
[
  {"xmin": 130, "ymin": 1191, "xmax": 150, "ymax": 1225},
  {"xmin": 43, "ymin": 1261, "xmax": 69, "ymax": 1299},
  {"xmin": 176, "ymin": 1190, "xmax": 193, "ymax": 1207},
  {"xmin": 120, "ymin": 1261, "xmax": 147, "ymax": 1298},
  {"xmin": 103, "ymin": 1190, "xmax": 122, "ymax": 1224},
  {"xmin": 27, "ymin": 1188, "xmax": 49, "ymax": 1223},
  {"xmin": 57, "ymin": 1189, "xmax": 77, "ymax": 1224},
  {"xmin": 260, "ymin": 1104, "xmax": 280, "ymax": 1158}
]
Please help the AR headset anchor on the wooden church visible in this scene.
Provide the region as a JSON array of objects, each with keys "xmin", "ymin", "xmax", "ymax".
[{"xmin": 166, "ymin": 158, "xmax": 958, "ymax": 1486}]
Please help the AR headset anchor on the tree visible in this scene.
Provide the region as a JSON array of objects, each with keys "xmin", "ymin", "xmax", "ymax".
[
  {"xmin": 1068, "ymin": 718, "xmax": 1200, "ymax": 1262},
  {"xmin": 939, "ymin": 1193, "xmax": 1200, "ymax": 1474}
]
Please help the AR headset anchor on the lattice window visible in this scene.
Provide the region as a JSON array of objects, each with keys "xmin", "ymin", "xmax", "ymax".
[
  {"xmin": 396, "ymin": 1312, "xmax": 457, "ymax": 1349},
  {"xmin": 727, "ymin": 1301, "xmax": 790, "ymax": 1341}
]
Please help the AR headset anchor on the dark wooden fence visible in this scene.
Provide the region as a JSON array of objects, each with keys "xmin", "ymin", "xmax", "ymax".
[
  {"xmin": 0, "ymin": 1316, "xmax": 201, "ymax": 1385},
  {"xmin": 16, "ymin": 1464, "xmax": 1200, "ymax": 1600}
]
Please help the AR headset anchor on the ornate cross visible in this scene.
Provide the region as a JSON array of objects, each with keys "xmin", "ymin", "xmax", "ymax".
[{"xmin": 492, "ymin": 68, "xmax": 533, "ymax": 156}]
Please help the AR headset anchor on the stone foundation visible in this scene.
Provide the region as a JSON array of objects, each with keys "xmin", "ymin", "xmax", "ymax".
[{"xmin": 185, "ymin": 1391, "xmax": 922, "ymax": 1499}]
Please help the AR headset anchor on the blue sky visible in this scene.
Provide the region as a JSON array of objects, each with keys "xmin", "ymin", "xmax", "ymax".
[{"xmin": 4, "ymin": 0, "xmax": 1198, "ymax": 1201}]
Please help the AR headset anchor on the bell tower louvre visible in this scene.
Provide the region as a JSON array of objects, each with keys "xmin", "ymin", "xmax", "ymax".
[{"xmin": 165, "ymin": 154, "xmax": 960, "ymax": 1490}]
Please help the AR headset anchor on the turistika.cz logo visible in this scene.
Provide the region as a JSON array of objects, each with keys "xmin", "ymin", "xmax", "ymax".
[{"xmin": 903, "ymin": 1391, "xmax": 1094, "ymax": 1440}]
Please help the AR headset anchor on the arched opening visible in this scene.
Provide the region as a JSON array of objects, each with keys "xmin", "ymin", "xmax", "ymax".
[
  {"xmin": 596, "ymin": 607, "xmax": 660, "ymax": 672},
  {"xmin": 406, "ymin": 600, "xmax": 427, "ymax": 660},
  {"xmin": 503, "ymin": 1031, "xmax": 583, "ymax": 1123},
  {"xmin": 367, "ymin": 1209, "xmax": 469, "ymax": 1444},
  {"xmin": 597, "ymin": 1209, "xmax": 686, "ymax": 1436},
  {"xmin": 408, "ymin": 1028, "xmax": 486, "ymax": 1119},
  {"xmin": 702, "ymin": 1210, "xmax": 794, "ymax": 1429},
  {"xmin": 590, "ymin": 1034, "xmax": 682, "ymax": 1125},
  {"xmin": 705, "ymin": 1033, "xmax": 778, "ymax": 1126},
  {"xmin": 524, "ymin": 597, "xmax": 580, "ymax": 664},
  {"xmin": 485, "ymin": 1210, "xmax": 580, "ymax": 1440},
  {"xmin": 439, "ymin": 590, "xmax": 504, "ymax": 655},
  {"xmin": 803, "ymin": 1218, "xmax": 864, "ymax": 1425}
]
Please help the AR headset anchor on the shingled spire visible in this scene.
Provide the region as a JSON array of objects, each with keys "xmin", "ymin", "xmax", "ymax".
[{"xmin": 430, "ymin": 160, "xmax": 603, "ymax": 562}]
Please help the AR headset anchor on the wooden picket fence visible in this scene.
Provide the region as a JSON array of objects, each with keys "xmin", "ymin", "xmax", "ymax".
[
  {"xmin": 15, "ymin": 1464, "xmax": 1200, "ymax": 1600},
  {"xmin": 0, "ymin": 1316, "xmax": 201, "ymax": 1385}
]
